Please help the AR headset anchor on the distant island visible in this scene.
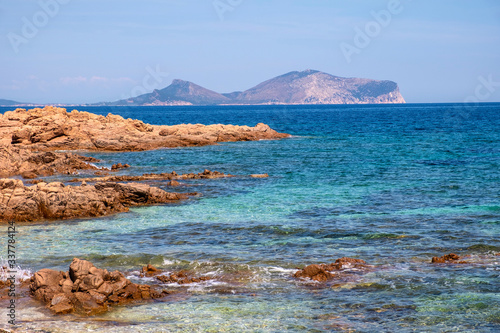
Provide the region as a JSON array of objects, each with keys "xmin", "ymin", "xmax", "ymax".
[
  {"xmin": 103, "ymin": 70, "xmax": 405, "ymax": 106},
  {"xmin": 0, "ymin": 98, "xmax": 29, "ymax": 106},
  {"xmin": 0, "ymin": 70, "xmax": 405, "ymax": 107}
]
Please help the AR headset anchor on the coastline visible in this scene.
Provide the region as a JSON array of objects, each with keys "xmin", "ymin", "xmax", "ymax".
[{"xmin": 0, "ymin": 104, "xmax": 498, "ymax": 331}]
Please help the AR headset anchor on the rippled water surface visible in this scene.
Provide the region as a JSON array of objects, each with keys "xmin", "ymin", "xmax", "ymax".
[{"xmin": 1, "ymin": 104, "xmax": 499, "ymax": 332}]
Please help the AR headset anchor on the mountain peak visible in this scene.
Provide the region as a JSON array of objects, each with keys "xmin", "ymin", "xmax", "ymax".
[{"xmin": 171, "ymin": 79, "xmax": 190, "ymax": 85}]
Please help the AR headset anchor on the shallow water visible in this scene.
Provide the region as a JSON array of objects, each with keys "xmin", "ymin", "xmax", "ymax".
[{"xmin": 1, "ymin": 104, "xmax": 499, "ymax": 332}]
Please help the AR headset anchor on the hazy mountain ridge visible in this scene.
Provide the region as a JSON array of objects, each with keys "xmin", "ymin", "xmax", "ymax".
[
  {"xmin": 107, "ymin": 79, "xmax": 231, "ymax": 106},
  {"xmin": 0, "ymin": 99, "xmax": 26, "ymax": 106},
  {"xmin": 103, "ymin": 70, "xmax": 405, "ymax": 106}
]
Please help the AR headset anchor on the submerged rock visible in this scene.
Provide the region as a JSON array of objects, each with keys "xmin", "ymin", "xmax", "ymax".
[
  {"xmin": 68, "ymin": 169, "xmax": 233, "ymax": 183},
  {"xmin": 156, "ymin": 270, "xmax": 212, "ymax": 285},
  {"xmin": 140, "ymin": 265, "xmax": 212, "ymax": 285},
  {"xmin": 250, "ymin": 174, "xmax": 269, "ymax": 178},
  {"xmin": 30, "ymin": 258, "xmax": 166, "ymax": 315},
  {"xmin": 140, "ymin": 264, "xmax": 161, "ymax": 277},
  {"xmin": 0, "ymin": 179, "xmax": 191, "ymax": 222},
  {"xmin": 293, "ymin": 257, "xmax": 368, "ymax": 282},
  {"xmin": 431, "ymin": 253, "xmax": 466, "ymax": 264},
  {"xmin": 111, "ymin": 163, "xmax": 130, "ymax": 170}
]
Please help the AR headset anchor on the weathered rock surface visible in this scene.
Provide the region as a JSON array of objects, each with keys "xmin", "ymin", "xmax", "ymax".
[
  {"xmin": 0, "ymin": 145, "xmax": 101, "ymax": 179},
  {"xmin": 293, "ymin": 257, "xmax": 368, "ymax": 282},
  {"xmin": 0, "ymin": 106, "xmax": 289, "ymax": 152},
  {"xmin": 0, "ymin": 179, "xmax": 192, "ymax": 222},
  {"xmin": 30, "ymin": 258, "xmax": 166, "ymax": 315}
]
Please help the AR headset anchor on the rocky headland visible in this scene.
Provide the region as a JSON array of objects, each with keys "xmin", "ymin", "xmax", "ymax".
[{"xmin": 0, "ymin": 106, "xmax": 289, "ymax": 152}]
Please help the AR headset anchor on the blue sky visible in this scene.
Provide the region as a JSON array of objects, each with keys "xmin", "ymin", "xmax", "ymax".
[{"xmin": 1, "ymin": 0, "xmax": 499, "ymax": 104}]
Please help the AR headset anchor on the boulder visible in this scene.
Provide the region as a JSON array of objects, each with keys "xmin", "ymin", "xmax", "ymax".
[
  {"xmin": 30, "ymin": 258, "xmax": 164, "ymax": 316},
  {"xmin": 431, "ymin": 253, "xmax": 462, "ymax": 264}
]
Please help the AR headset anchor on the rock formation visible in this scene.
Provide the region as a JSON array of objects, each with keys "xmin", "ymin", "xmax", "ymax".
[
  {"xmin": 30, "ymin": 258, "xmax": 166, "ymax": 315},
  {"xmin": 0, "ymin": 106, "xmax": 289, "ymax": 152},
  {"xmin": 68, "ymin": 169, "xmax": 232, "ymax": 184},
  {"xmin": 0, "ymin": 179, "xmax": 193, "ymax": 222},
  {"xmin": 0, "ymin": 145, "xmax": 101, "ymax": 178}
]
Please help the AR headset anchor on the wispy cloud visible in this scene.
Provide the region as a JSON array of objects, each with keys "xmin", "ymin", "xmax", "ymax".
[{"xmin": 59, "ymin": 76, "xmax": 135, "ymax": 85}]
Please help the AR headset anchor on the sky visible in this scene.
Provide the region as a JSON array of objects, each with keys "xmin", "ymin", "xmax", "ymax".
[{"xmin": 1, "ymin": 0, "xmax": 500, "ymax": 104}]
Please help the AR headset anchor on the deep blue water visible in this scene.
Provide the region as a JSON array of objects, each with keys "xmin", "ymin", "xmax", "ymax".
[{"xmin": 1, "ymin": 103, "xmax": 499, "ymax": 332}]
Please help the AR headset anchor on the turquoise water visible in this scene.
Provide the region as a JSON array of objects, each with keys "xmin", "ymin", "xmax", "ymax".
[{"xmin": 1, "ymin": 104, "xmax": 499, "ymax": 332}]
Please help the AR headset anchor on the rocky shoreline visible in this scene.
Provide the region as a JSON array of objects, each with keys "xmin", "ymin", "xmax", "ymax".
[
  {"xmin": 0, "ymin": 106, "xmax": 289, "ymax": 223},
  {"xmin": 2, "ymin": 252, "xmax": 496, "ymax": 318}
]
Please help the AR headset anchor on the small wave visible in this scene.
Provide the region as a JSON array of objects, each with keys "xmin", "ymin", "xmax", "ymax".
[{"xmin": 0, "ymin": 258, "xmax": 32, "ymax": 282}]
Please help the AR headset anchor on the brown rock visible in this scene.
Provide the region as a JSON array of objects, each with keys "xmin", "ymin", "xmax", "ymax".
[
  {"xmin": 49, "ymin": 293, "xmax": 74, "ymax": 315},
  {"xmin": 293, "ymin": 257, "xmax": 369, "ymax": 282},
  {"xmin": 0, "ymin": 144, "xmax": 102, "ymax": 179},
  {"xmin": 168, "ymin": 180, "xmax": 180, "ymax": 187},
  {"xmin": 69, "ymin": 258, "xmax": 95, "ymax": 282},
  {"xmin": 96, "ymin": 282, "xmax": 114, "ymax": 296},
  {"xmin": 431, "ymin": 253, "xmax": 461, "ymax": 264},
  {"xmin": 0, "ymin": 179, "xmax": 190, "ymax": 223},
  {"xmin": 31, "ymin": 269, "xmax": 64, "ymax": 290},
  {"xmin": 293, "ymin": 264, "xmax": 334, "ymax": 282},
  {"xmin": 250, "ymin": 174, "xmax": 269, "ymax": 178},
  {"xmin": 74, "ymin": 291, "xmax": 107, "ymax": 315},
  {"xmin": 111, "ymin": 163, "xmax": 130, "ymax": 170},
  {"xmin": 30, "ymin": 258, "xmax": 155, "ymax": 316},
  {"xmin": 21, "ymin": 171, "xmax": 38, "ymax": 179},
  {"xmin": 68, "ymin": 169, "xmax": 233, "ymax": 184},
  {"xmin": 141, "ymin": 264, "xmax": 161, "ymax": 277},
  {"xmin": 156, "ymin": 270, "xmax": 212, "ymax": 284}
]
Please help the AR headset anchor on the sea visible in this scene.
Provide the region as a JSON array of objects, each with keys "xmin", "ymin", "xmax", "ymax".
[{"xmin": 0, "ymin": 103, "xmax": 499, "ymax": 332}]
